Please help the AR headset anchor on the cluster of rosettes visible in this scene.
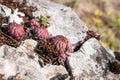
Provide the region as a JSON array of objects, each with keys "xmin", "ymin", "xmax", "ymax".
[
  {"xmin": 51, "ymin": 35, "xmax": 73, "ymax": 60},
  {"xmin": 29, "ymin": 16, "xmax": 49, "ymax": 28},
  {"xmin": 36, "ymin": 36, "xmax": 73, "ymax": 65},
  {"xmin": 6, "ymin": 16, "xmax": 50, "ymax": 40},
  {"xmin": 8, "ymin": 22, "xmax": 25, "ymax": 39},
  {"xmin": 29, "ymin": 17, "xmax": 50, "ymax": 39},
  {"xmin": 5, "ymin": 15, "xmax": 74, "ymax": 64}
]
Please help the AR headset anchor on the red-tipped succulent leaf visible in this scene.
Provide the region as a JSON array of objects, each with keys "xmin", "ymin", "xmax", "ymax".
[{"xmin": 29, "ymin": 18, "xmax": 40, "ymax": 27}]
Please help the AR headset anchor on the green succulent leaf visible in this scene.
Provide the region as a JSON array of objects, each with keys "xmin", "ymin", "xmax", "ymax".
[
  {"xmin": 35, "ymin": 17, "xmax": 40, "ymax": 22},
  {"xmin": 35, "ymin": 16, "xmax": 49, "ymax": 25},
  {"xmin": 41, "ymin": 16, "xmax": 48, "ymax": 23}
]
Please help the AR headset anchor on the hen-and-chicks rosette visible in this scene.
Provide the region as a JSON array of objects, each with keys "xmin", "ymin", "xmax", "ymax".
[
  {"xmin": 51, "ymin": 35, "xmax": 73, "ymax": 60},
  {"xmin": 29, "ymin": 17, "xmax": 50, "ymax": 39},
  {"xmin": 7, "ymin": 22, "xmax": 25, "ymax": 39}
]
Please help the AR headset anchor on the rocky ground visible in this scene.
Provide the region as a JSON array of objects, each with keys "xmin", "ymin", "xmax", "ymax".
[{"xmin": 0, "ymin": 0, "xmax": 120, "ymax": 80}]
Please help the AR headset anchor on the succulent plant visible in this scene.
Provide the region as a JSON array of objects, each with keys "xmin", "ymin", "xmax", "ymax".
[
  {"xmin": 35, "ymin": 16, "xmax": 49, "ymax": 27},
  {"xmin": 36, "ymin": 38, "xmax": 73, "ymax": 79},
  {"xmin": 60, "ymin": 52, "xmax": 67, "ymax": 60},
  {"xmin": 109, "ymin": 61, "xmax": 120, "ymax": 74},
  {"xmin": 85, "ymin": 30, "xmax": 101, "ymax": 41},
  {"xmin": 29, "ymin": 18, "xmax": 40, "ymax": 27},
  {"xmin": 51, "ymin": 35, "xmax": 73, "ymax": 60},
  {"xmin": 8, "ymin": 22, "xmax": 25, "ymax": 39},
  {"xmin": 29, "ymin": 16, "xmax": 49, "ymax": 28},
  {"xmin": 36, "ymin": 39, "xmax": 60, "ymax": 65},
  {"xmin": 74, "ymin": 40, "xmax": 85, "ymax": 52},
  {"xmin": 35, "ymin": 27, "xmax": 50, "ymax": 39},
  {"xmin": 52, "ymin": 35, "xmax": 73, "ymax": 52}
]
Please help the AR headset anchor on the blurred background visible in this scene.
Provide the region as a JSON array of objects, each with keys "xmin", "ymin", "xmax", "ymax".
[{"xmin": 50, "ymin": 0, "xmax": 120, "ymax": 51}]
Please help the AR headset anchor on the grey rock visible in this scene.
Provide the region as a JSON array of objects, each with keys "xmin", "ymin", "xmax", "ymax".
[
  {"xmin": 0, "ymin": 0, "xmax": 119, "ymax": 80},
  {"xmin": 0, "ymin": 4, "xmax": 25, "ymax": 24},
  {"xmin": 26, "ymin": 0, "xmax": 88, "ymax": 44},
  {"xmin": 68, "ymin": 38, "xmax": 106, "ymax": 79},
  {"xmin": 0, "ymin": 4, "xmax": 11, "ymax": 17},
  {"xmin": 0, "ymin": 44, "xmax": 68, "ymax": 80},
  {"xmin": 8, "ymin": 8, "xmax": 25, "ymax": 24}
]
